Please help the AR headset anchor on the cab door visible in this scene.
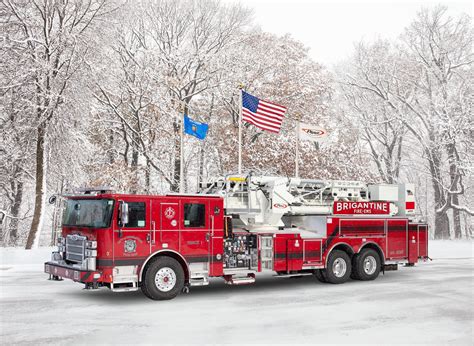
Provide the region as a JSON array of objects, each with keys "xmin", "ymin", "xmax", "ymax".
[
  {"xmin": 153, "ymin": 200, "xmax": 181, "ymax": 252},
  {"xmin": 113, "ymin": 198, "xmax": 150, "ymax": 265},
  {"xmin": 180, "ymin": 199, "xmax": 210, "ymax": 267}
]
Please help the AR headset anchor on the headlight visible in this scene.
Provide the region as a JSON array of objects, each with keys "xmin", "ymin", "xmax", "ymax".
[
  {"xmin": 85, "ymin": 249, "xmax": 97, "ymax": 257},
  {"xmin": 86, "ymin": 241, "xmax": 97, "ymax": 249},
  {"xmin": 51, "ymin": 251, "xmax": 62, "ymax": 261}
]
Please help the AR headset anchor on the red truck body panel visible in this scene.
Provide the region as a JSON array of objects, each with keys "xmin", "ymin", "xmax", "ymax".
[{"xmin": 45, "ymin": 193, "xmax": 429, "ymax": 290}]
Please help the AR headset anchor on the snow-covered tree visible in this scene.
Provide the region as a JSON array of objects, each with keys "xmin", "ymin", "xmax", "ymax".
[
  {"xmin": 2, "ymin": 0, "xmax": 114, "ymax": 248},
  {"xmin": 339, "ymin": 7, "xmax": 473, "ymax": 238}
]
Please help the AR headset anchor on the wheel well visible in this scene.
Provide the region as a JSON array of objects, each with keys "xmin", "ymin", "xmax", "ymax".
[
  {"xmin": 140, "ymin": 251, "xmax": 190, "ymax": 284},
  {"xmin": 358, "ymin": 243, "xmax": 385, "ymax": 265},
  {"xmin": 326, "ymin": 243, "xmax": 355, "ymax": 266}
]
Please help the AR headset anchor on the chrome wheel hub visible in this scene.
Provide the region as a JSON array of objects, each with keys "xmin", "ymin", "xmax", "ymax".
[
  {"xmin": 332, "ymin": 258, "xmax": 347, "ymax": 278},
  {"xmin": 363, "ymin": 255, "xmax": 377, "ymax": 275},
  {"xmin": 154, "ymin": 267, "xmax": 177, "ymax": 292}
]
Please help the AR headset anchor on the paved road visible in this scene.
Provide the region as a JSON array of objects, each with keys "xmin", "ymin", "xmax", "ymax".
[{"xmin": 1, "ymin": 256, "xmax": 473, "ymax": 344}]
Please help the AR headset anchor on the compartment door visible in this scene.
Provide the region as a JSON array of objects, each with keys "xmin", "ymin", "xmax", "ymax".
[
  {"xmin": 418, "ymin": 225, "xmax": 428, "ymax": 258},
  {"xmin": 386, "ymin": 219, "xmax": 408, "ymax": 259},
  {"xmin": 408, "ymin": 228, "xmax": 419, "ymax": 263},
  {"xmin": 209, "ymin": 200, "xmax": 224, "ymax": 276},
  {"xmin": 287, "ymin": 239, "xmax": 303, "ymax": 271},
  {"xmin": 303, "ymin": 240, "xmax": 322, "ymax": 265}
]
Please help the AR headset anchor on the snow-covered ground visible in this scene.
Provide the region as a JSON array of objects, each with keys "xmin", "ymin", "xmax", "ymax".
[{"xmin": 1, "ymin": 240, "xmax": 473, "ymax": 345}]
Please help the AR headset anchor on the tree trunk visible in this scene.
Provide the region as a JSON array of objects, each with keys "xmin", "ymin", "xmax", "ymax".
[
  {"xmin": 446, "ymin": 142, "xmax": 462, "ymax": 239},
  {"xmin": 108, "ymin": 131, "xmax": 115, "ymax": 164},
  {"xmin": 145, "ymin": 157, "xmax": 151, "ymax": 193},
  {"xmin": 25, "ymin": 123, "xmax": 46, "ymax": 249},
  {"xmin": 426, "ymin": 146, "xmax": 450, "ymax": 239},
  {"xmin": 452, "ymin": 194, "xmax": 462, "ymax": 239},
  {"xmin": 170, "ymin": 120, "xmax": 180, "ymax": 192},
  {"xmin": 434, "ymin": 211, "xmax": 450, "ymax": 239},
  {"xmin": 8, "ymin": 180, "xmax": 24, "ymax": 245}
]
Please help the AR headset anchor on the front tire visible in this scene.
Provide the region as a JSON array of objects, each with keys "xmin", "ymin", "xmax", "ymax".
[
  {"xmin": 322, "ymin": 250, "xmax": 352, "ymax": 284},
  {"xmin": 352, "ymin": 249, "xmax": 381, "ymax": 281},
  {"xmin": 314, "ymin": 269, "xmax": 327, "ymax": 283},
  {"xmin": 141, "ymin": 257, "xmax": 185, "ymax": 300}
]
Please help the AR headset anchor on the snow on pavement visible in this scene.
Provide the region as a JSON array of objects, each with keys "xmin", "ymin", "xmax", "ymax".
[{"xmin": 1, "ymin": 240, "xmax": 473, "ymax": 345}]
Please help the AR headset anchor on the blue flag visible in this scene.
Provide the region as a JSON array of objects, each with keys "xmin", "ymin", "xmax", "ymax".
[{"xmin": 183, "ymin": 115, "xmax": 208, "ymax": 140}]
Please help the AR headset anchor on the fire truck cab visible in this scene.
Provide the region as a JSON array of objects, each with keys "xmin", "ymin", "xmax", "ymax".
[{"xmin": 45, "ymin": 175, "xmax": 429, "ymax": 300}]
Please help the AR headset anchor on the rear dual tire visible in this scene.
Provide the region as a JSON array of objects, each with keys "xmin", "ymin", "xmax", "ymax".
[
  {"xmin": 317, "ymin": 250, "xmax": 352, "ymax": 284},
  {"xmin": 351, "ymin": 249, "xmax": 381, "ymax": 281}
]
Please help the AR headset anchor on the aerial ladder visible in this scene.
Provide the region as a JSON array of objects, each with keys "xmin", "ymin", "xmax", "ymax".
[{"xmin": 200, "ymin": 173, "xmax": 415, "ymax": 232}]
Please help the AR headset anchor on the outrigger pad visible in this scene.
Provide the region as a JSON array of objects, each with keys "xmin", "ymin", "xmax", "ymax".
[{"xmin": 48, "ymin": 275, "xmax": 63, "ymax": 281}]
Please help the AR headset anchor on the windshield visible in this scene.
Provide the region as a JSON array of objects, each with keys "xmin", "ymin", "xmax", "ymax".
[{"xmin": 62, "ymin": 199, "xmax": 114, "ymax": 228}]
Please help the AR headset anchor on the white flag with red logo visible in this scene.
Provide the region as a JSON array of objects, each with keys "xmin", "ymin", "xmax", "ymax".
[{"xmin": 299, "ymin": 122, "xmax": 328, "ymax": 143}]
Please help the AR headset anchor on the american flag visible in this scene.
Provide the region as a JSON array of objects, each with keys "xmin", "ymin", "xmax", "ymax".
[{"xmin": 241, "ymin": 90, "xmax": 287, "ymax": 133}]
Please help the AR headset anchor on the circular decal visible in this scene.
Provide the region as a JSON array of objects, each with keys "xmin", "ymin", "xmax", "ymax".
[
  {"xmin": 124, "ymin": 239, "xmax": 137, "ymax": 253},
  {"xmin": 171, "ymin": 220, "xmax": 177, "ymax": 227},
  {"xmin": 164, "ymin": 207, "xmax": 176, "ymax": 219},
  {"xmin": 273, "ymin": 203, "xmax": 288, "ymax": 209},
  {"xmin": 216, "ymin": 254, "xmax": 222, "ymax": 260}
]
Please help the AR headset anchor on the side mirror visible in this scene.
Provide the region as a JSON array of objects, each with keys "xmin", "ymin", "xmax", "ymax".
[{"xmin": 119, "ymin": 202, "xmax": 129, "ymax": 226}]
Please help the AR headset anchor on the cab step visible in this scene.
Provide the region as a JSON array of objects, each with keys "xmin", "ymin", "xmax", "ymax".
[
  {"xmin": 110, "ymin": 282, "xmax": 139, "ymax": 292},
  {"xmin": 224, "ymin": 274, "xmax": 256, "ymax": 285},
  {"xmin": 189, "ymin": 276, "xmax": 209, "ymax": 286}
]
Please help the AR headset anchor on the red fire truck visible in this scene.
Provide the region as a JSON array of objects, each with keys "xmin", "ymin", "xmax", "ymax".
[{"xmin": 45, "ymin": 174, "xmax": 429, "ymax": 300}]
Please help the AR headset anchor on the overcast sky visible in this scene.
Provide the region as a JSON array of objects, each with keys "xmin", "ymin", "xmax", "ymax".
[{"xmin": 228, "ymin": 0, "xmax": 472, "ymax": 67}]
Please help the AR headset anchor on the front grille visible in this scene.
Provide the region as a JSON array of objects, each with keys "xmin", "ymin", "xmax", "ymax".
[{"xmin": 65, "ymin": 234, "xmax": 87, "ymax": 263}]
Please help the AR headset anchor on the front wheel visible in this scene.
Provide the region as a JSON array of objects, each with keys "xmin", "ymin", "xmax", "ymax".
[
  {"xmin": 322, "ymin": 250, "xmax": 352, "ymax": 284},
  {"xmin": 141, "ymin": 257, "xmax": 185, "ymax": 300}
]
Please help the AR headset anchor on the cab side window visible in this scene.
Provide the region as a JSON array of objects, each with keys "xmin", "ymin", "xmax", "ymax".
[
  {"xmin": 124, "ymin": 202, "xmax": 146, "ymax": 228},
  {"xmin": 184, "ymin": 203, "xmax": 205, "ymax": 228}
]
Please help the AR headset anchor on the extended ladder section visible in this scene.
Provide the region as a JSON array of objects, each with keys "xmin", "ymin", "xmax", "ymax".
[
  {"xmin": 201, "ymin": 174, "xmax": 368, "ymax": 229},
  {"xmin": 201, "ymin": 174, "xmax": 416, "ymax": 230}
]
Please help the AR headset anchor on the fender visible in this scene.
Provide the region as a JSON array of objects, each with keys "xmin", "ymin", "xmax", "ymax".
[
  {"xmin": 324, "ymin": 242, "xmax": 355, "ymax": 267},
  {"xmin": 139, "ymin": 249, "xmax": 189, "ymax": 282},
  {"xmin": 358, "ymin": 241, "xmax": 385, "ymax": 264}
]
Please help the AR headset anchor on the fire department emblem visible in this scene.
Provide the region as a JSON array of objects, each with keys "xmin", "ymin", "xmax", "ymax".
[
  {"xmin": 164, "ymin": 207, "xmax": 176, "ymax": 219},
  {"xmin": 124, "ymin": 239, "xmax": 137, "ymax": 253}
]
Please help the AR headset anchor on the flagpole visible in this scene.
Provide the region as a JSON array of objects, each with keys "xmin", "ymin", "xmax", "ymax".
[
  {"xmin": 238, "ymin": 85, "xmax": 243, "ymax": 174},
  {"xmin": 295, "ymin": 113, "xmax": 300, "ymax": 178},
  {"xmin": 179, "ymin": 103, "xmax": 185, "ymax": 193}
]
